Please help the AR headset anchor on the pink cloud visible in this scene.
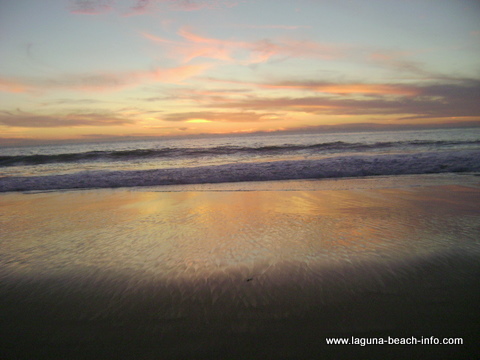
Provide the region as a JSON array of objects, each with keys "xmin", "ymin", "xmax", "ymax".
[
  {"xmin": 144, "ymin": 28, "xmax": 237, "ymax": 62},
  {"xmin": 177, "ymin": 27, "xmax": 241, "ymax": 62},
  {"xmin": 141, "ymin": 32, "xmax": 174, "ymax": 44},
  {"xmin": 144, "ymin": 27, "xmax": 345, "ymax": 65}
]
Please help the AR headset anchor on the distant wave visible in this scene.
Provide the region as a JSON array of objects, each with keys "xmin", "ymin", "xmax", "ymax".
[
  {"xmin": 1, "ymin": 140, "xmax": 479, "ymax": 167},
  {"xmin": 1, "ymin": 150, "xmax": 479, "ymax": 192}
]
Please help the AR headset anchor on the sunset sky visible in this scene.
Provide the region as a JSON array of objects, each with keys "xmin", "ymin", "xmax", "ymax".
[{"xmin": 1, "ymin": 0, "xmax": 480, "ymax": 145}]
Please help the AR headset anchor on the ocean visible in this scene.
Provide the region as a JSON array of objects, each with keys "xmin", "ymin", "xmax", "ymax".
[{"xmin": 1, "ymin": 127, "xmax": 480, "ymax": 192}]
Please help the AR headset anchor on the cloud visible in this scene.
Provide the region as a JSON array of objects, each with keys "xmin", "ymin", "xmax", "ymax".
[
  {"xmin": 209, "ymin": 95, "xmax": 410, "ymax": 116},
  {"xmin": 40, "ymin": 98, "xmax": 106, "ymax": 106},
  {"xmin": 125, "ymin": 0, "xmax": 152, "ymax": 15},
  {"xmin": 213, "ymin": 79, "xmax": 421, "ymax": 96},
  {"xmin": 143, "ymin": 27, "xmax": 346, "ymax": 65},
  {"xmin": 143, "ymin": 26, "xmax": 440, "ymax": 79},
  {"xmin": 142, "ymin": 87, "xmax": 250, "ymax": 105},
  {"xmin": 0, "ymin": 78, "xmax": 31, "ymax": 93},
  {"xmin": 69, "ymin": 0, "xmax": 113, "ymax": 14},
  {"xmin": 276, "ymin": 82, "xmax": 417, "ymax": 96},
  {"xmin": 70, "ymin": 0, "xmax": 239, "ymax": 16},
  {"xmin": 201, "ymin": 77, "xmax": 421, "ymax": 96},
  {"xmin": 0, "ymin": 110, "xmax": 135, "ymax": 128},
  {"xmin": 148, "ymin": 63, "xmax": 213, "ymax": 83},
  {"xmin": 395, "ymin": 79, "xmax": 480, "ymax": 120},
  {"xmin": 169, "ymin": 0, "xmax": 239, "ymax": 11},
  {"xmin": 205, "ymin": 79, "xmax": 480, "ymax": 120},
  {"xmin": 146, "ymin": 27, "xmax": 242, "ymax": 63},
  {"xmin": 233, "ymin": 24, "xmax": 312, "ymax": 30},
  {"xmin": 137, "ymin": 76, "xmax": 479, "ymax": 122},
  {"xmin": 0, "ymin": 64, "xmax": 211, "ymax": 94},
  {"xmin": 144, "ymin": 28, "xmax": 440, "ymax": 78},
  {"xmin": 367, "ymin": 50, "xmax": 435, "ymax": 77},
  {"xmin": 161, "ymin": 111, "xmax": 282, "ymax": 123}
]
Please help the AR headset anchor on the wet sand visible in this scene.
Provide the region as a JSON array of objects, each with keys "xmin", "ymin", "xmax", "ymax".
[{"xmin": 1, "ymin": 174, "xmax": 480, "ymax": 359}]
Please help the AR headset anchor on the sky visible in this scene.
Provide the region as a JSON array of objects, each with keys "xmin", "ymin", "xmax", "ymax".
[{"xmin": 1, "ymin": 0, "xmax": 480, "ymax": 145}]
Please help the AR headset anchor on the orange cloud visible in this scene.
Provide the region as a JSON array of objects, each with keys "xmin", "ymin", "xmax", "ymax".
[
  {"xmin": 0, "ymin": 78, "xmax": 31, "ymax": 93},
  {"xmin": 0, "ymin": 64, "xmax": 210, "ymax": 94},
  {"xmin": 63, "ymin": 64, "xmax": 211, "ymax": 91},
  {"xmin": 0, "ymin": 110, "xmax": 134, "ymax": 128}
]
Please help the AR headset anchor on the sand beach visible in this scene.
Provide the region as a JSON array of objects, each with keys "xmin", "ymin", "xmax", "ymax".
[{"xmin": 1, "ymin": 174, "xmax": 479, "ymax": 359}]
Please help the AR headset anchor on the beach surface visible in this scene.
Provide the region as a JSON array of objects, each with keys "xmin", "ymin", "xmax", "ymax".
[{"xmin": 1, "ymin": 174, "xmax": 480, "ymax": 359}]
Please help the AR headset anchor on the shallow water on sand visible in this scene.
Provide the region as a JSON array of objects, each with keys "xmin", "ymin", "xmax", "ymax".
[
  {"xmin": 1, "ymin": 178, "xmax": 480, "ymax": 359},
  {"xmin": 2, "ymin": 183, "xmax": 479, "ymax": 280}
]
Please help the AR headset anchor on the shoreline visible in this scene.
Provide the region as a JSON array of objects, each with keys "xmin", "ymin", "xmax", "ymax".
[{"xmin": 1, "ymin": 173, "xmax": 479, "ymax": 359}]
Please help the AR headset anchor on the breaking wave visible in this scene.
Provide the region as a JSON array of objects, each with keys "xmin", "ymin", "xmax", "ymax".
[
  {"xmin": 1, "ymin": 150, "xmax": 479, "ymax": 192},
  {"xmin": 1, "ymin": 139, "xmax": 479, "ymax": 167}
]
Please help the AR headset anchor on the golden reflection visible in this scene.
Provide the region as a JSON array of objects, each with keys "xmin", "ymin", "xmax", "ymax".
[{"xmin": 1, "ymin": 185, "xmax": 479, "ymax": 279}]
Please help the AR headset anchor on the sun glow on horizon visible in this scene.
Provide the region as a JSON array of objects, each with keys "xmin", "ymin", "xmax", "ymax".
[{"xmin": 186, "ymin": 119, "xmax": 213, "ymax": 123}]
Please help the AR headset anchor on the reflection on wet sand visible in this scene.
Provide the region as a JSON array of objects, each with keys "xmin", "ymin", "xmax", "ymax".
[{"xmin": 1, "ymin": 181, "xmax": 479, "ymax": 359}]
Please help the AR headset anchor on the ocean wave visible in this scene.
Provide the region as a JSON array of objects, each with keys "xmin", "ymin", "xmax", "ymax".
[
  {"xmin": 1, "ymin": 150, "xmax": 479, "ymax": 192},
  {"xmin": 1, "ymin": 139, "xmax": 479, "ymax": 167}
]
